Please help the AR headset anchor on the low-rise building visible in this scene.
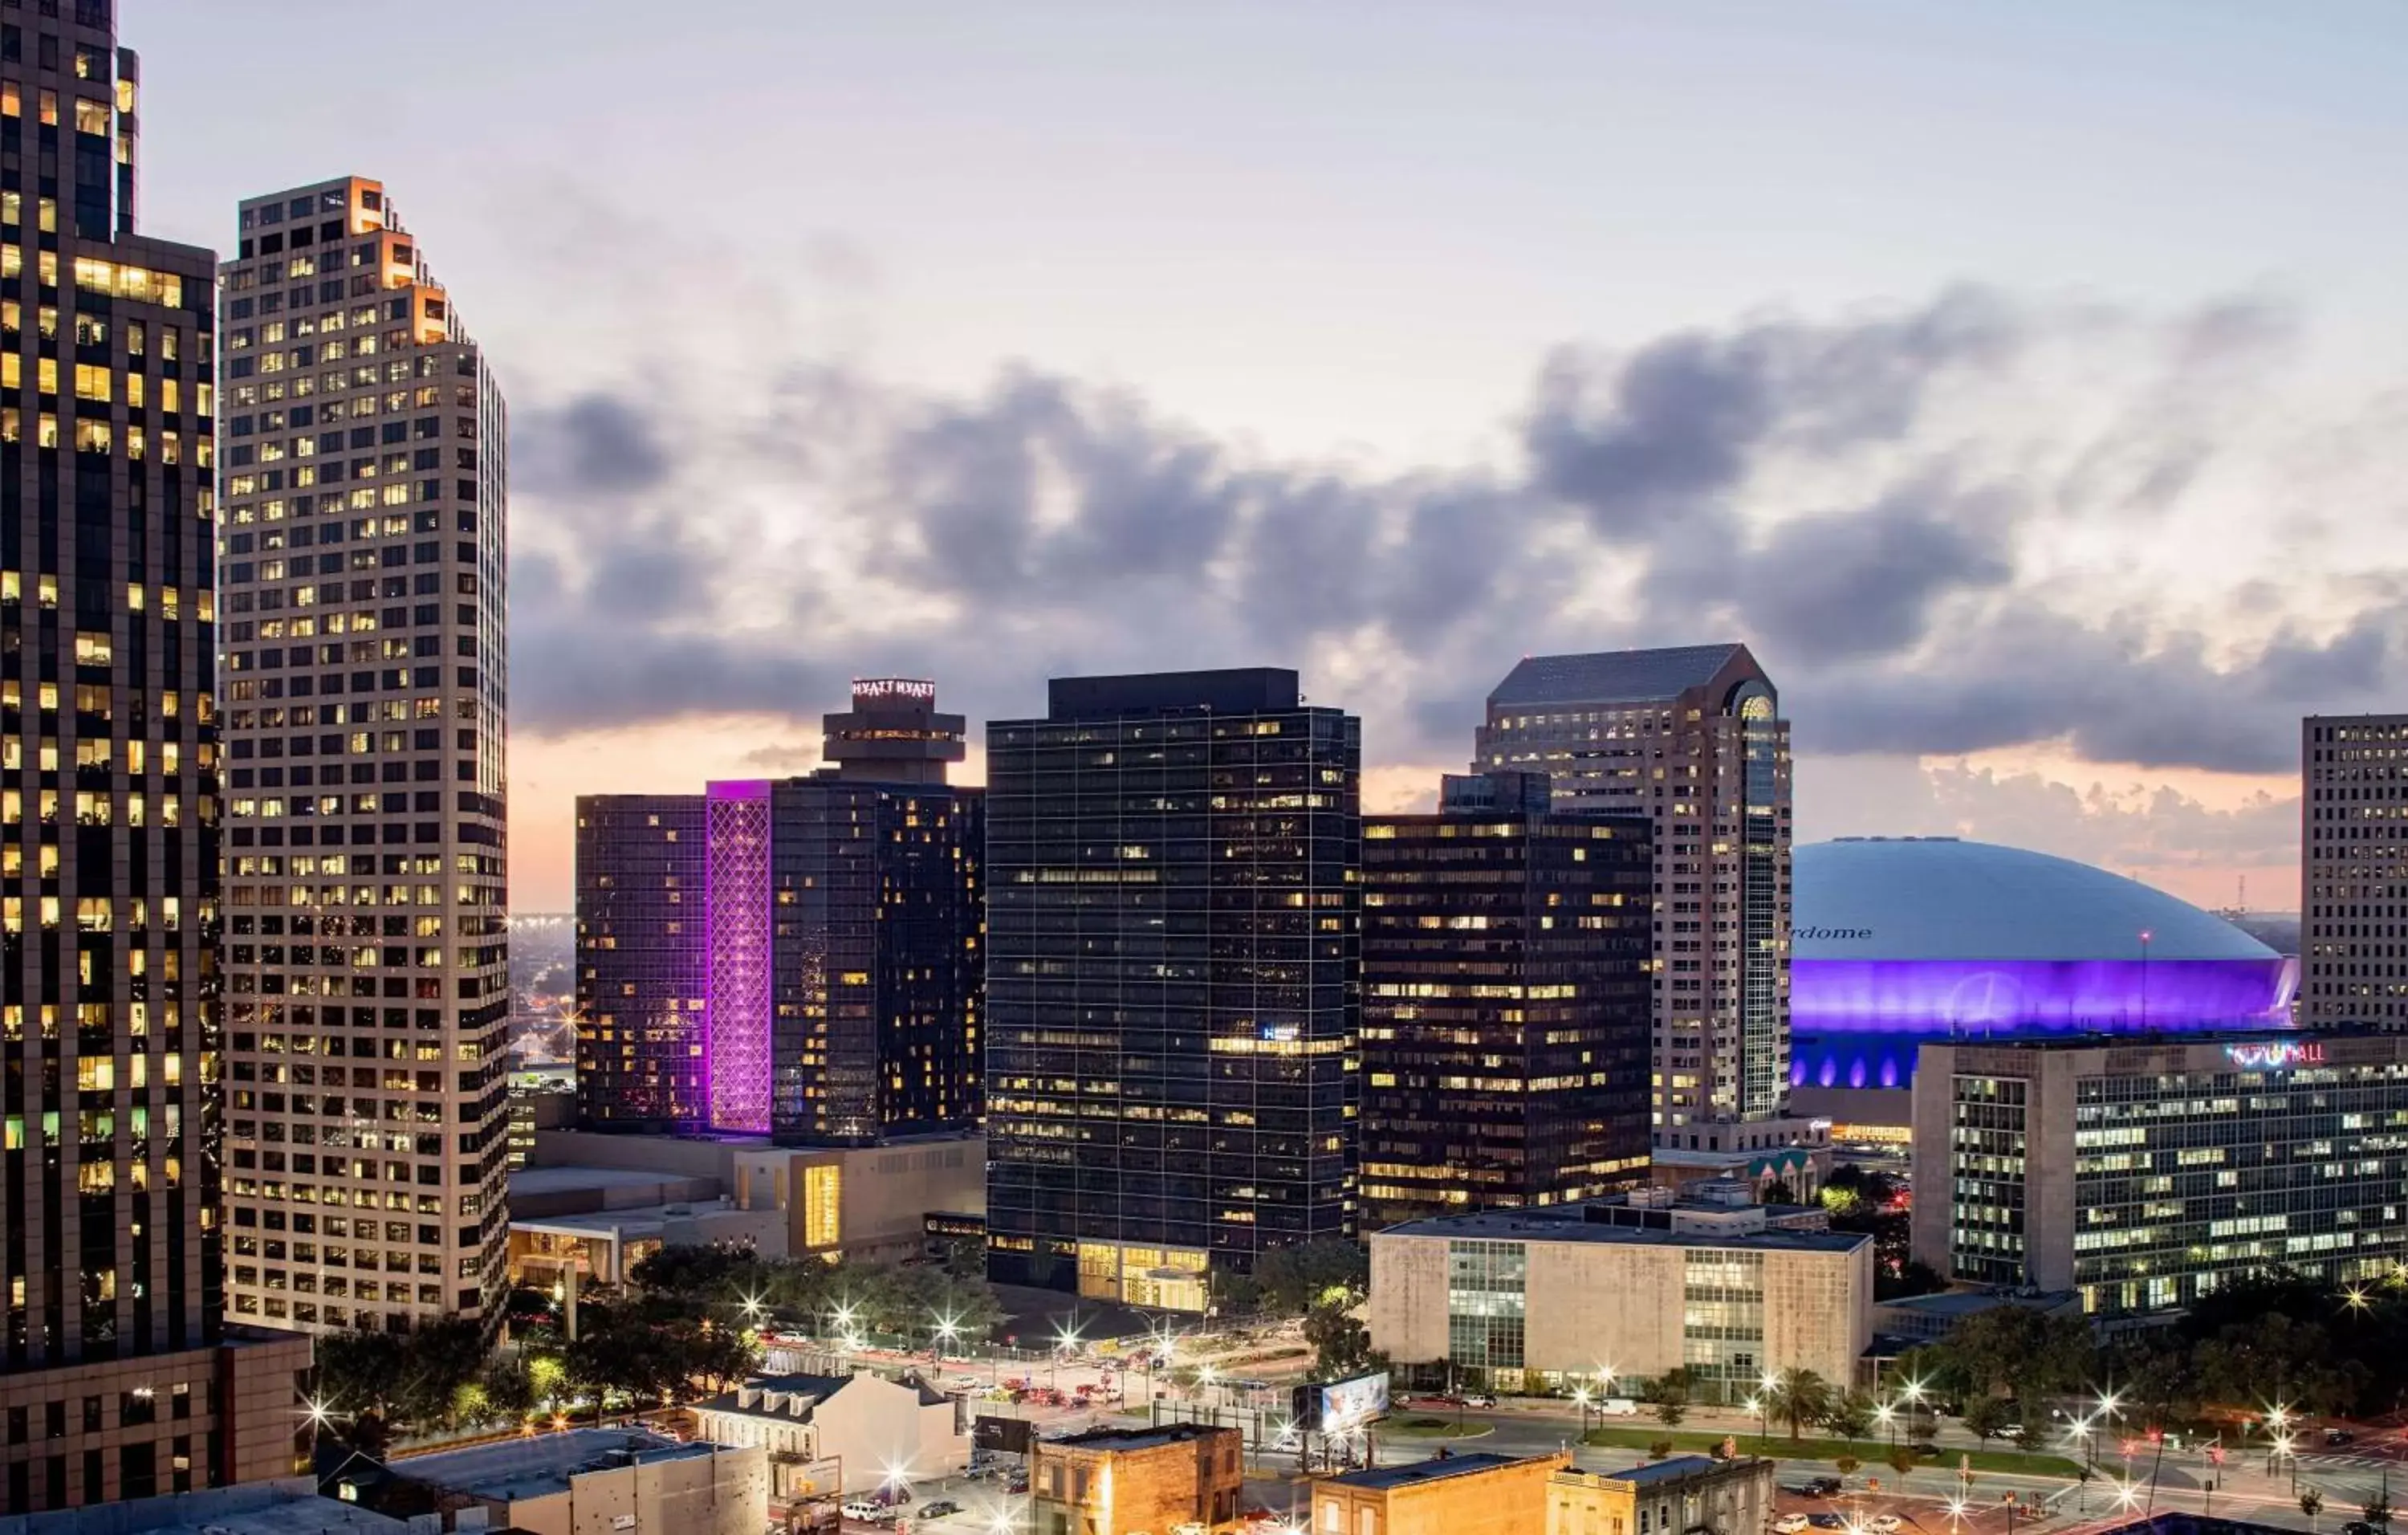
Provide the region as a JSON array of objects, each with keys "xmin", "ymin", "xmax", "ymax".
[
  {"xmin": 1868, "ymin": 1289, "xmax": 2081, "ymax": 1344},
  {"xmin": 523, "ymin": 1128, "xmax": 986, "ymax": 1266},
  {"xmin": 689, "ymin": 1372, "xmax": 969, "ymax": 1496},
  {"xmin": 0, "ymin": 1476, "xmax": 410, "ymax": 1535},
  {"xmin": 385, "ymin": 1427, "xmax": 764, "ymax": 1535},
  {"xmin": 1369, "ymin": 1202, "xmax": 1873, "ymax": 1401},
  {"xmin": 1547, "ymin": 1455, "xmax": 1774, "ymax": 1535},
  {"xmin": 1312, "ymin": 1452, "xmax": 1569, "ymax": 1535},
  {"xmin": 1910, "ymin": 1032, "xmax": 2408, "ymax": 1314},
  {"xmin": 1027, "ymin": 1423, "xmax": 1242, "ymax": 1535}
]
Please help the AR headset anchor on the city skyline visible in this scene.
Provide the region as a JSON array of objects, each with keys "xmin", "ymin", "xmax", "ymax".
[{"xmin": 112, "ymin": 1, "xmax": 2408, "ymax": 914}]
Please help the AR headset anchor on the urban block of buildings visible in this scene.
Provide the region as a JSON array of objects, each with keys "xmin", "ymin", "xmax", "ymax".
[
  {"xmin": 0, "ymin": 0, "xmax": 315, "ymax": 1511},
  {"xmin": 1360, "ymin": 771, "xmax": 1653, "ymax": 1228},
  {"xmin": 1473, "ymin": 645, "xmax": 1792, "ymax": 1143},
  {"xmin": 1310, "ymin": 1451, "xmax": 1570, "ymax": 1535},
  {"xmin": 1026, "ymin": 1423, "xmax": 1242, "ymax": 1535},
  {"xmin": 688, "ymin": 1371, "xmax": 969, "ymax": 1497},
  {"xmin": 574, "ymin": 679, "xmax": 982, "ymax": 1143},
  {"xmin": 1369, "ymin": 1187, "xmax": 1872, "ymax": 1399},
  {"xmin": 1911, "ymin": 1030, "xmax": 2408, "ymax": 1313},
  {"xmin": 1546, "ymin": 1454, "xmax": 1775, "ymax": 1535},
  {"xmin": 362, "ymin": 1427, "xmax": 765, "ymax": 1535},
  {"xmin": 217, "ymin": 173, "xmax": 513, "ymax": 1335},
  {"xmin": 984, "ymin": 670, "xmax": 1360, "ymax": 1309}
]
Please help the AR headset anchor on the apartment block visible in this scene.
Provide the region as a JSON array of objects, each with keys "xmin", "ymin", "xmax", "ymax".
[{"xmin": 217, "ymin": 176, "xmax": 510, "ymax": 1333}]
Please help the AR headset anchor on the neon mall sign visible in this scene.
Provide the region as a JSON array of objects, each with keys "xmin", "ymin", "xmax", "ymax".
[{"xmin": 2223, "ymin": 1040, "xmax": 2325, "ymax": 1070}]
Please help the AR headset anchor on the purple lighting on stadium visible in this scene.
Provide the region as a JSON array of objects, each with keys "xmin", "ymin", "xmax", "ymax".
[
  {"xmin": 1790, "ymin": 957, "xmax": 2297, "ymax": 1089},
  {"xmin": 705, "ymin": 780, "xmax": 774, "ymax": 1133}
]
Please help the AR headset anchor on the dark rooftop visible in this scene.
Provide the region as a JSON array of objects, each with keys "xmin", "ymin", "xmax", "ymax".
[
  {"xmin": 1324, "ymin": 1452, "xmax": 1531, "ymax": 1491},
  {"xmin": 1040, "ymin": 1423, "xmax": 1235, "ymax": 1453},
  {"xmin": 1606, "ymin": 1454, "xmax": 1758, "ymax": 1486},
  {"xmin": 1047, "ymin": 668, "xmax": 1301, "ymax": 719},
  {"xmin": 1376, "ymin": 1208, "xmax": 1868, "ymax": 1254},
  {"xmin": 1488, "ymin": 645, "xmax": 1751, "ymax": 707}
]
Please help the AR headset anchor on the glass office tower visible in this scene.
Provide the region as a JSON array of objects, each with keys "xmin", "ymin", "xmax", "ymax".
[{"xmin": 984, "ymin": 669, "xmax": 1360, "ymax": 1309}]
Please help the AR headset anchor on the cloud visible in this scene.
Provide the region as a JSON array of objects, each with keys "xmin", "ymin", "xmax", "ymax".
[{"xmin": 502, "ymin": 285, "xmax": 2408, "ymax": 800}]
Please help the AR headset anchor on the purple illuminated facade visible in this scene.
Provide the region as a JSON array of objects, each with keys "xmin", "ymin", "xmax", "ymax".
[
  {"xmin": 706, "ymin": 780, "xmax": 775, "ymax": 1134},
  {"xmin": 1790, "ymin": 837, "xmax": 2296, "ymax": 1101},
  {"xmin": 1792, "ymin": 957, "xmax": 2296, "ymax": 1090}
]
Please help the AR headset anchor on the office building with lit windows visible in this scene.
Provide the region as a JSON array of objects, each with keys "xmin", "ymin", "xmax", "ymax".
[
  {"xmin": 1473, "ymin": 645, "xmax": 1792, "ymax": 1144},
  {"xmin": 574, "ymin": 680, "xmax": 983, "ymax": 1146},
  {"xmin": 216, "ymin": 177, "xmax": 511, "ymax": 1335},
  {"xmin": 0, "ymin": 0, "xmax": 314, "ymax": 1511},
  {"xmin": 1360, "ymin": 771, "xmax": 1653, "ymax": 1228},
  {"xmin": 983, "ymin": 669, "xmax": 1360, "ymax": 1309},
  {"xmin": 572, "ymin": 795, "xmax": 706, "ymax": 1131},
  {"xmin": 2302, "ymin": 715, "xmax": 2408, "ymax": 1027},
  {"xmin": 1910, "ymin": 1032, "xmax": 2408, "ymax": 1316}
]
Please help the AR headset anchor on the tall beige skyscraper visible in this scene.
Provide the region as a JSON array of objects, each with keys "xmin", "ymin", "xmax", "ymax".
[
  {"xmin": 214, "ymin": 177, "xmax": 509, "ymax": 1334},
  {"xmin": 1474, "ymin": 645, "xmax": 1792, "ymax": 1142},
  {"xmin": 2301, "ymin": 714, "xmax": 2408, "ymax": 1027}
]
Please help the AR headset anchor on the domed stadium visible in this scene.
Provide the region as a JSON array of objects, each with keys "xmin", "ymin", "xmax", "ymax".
[{"xmin": 1789, "ymin": 837, "xmax": 2296, "ymax": 1117}]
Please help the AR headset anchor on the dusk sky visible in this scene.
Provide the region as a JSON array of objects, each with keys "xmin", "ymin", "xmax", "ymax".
[{"xmin": 132, "ymin": 1, "xmax": 2408, "ymax": 912}]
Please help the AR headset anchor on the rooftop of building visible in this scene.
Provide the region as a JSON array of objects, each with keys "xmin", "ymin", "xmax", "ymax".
[
  {"xmin": 506, "ymin": 1165, "xmax": 702, "ymax": 1198},
  {"xmin": 0, "ymin": 1479, "xmax": 412, "ymax": 1535},
  {"xmin": 1601, "ymin": 1454, "xmax": 1759, "ymax": 1486},
  {"xmin": 693, "ymin": 1370, "xmax": 948, "ymax": 1416},
  {"xmin": 395, "ymin": 1427, "xmax": 716, "ymax": 1502},
  {"xmin": 1322, "ymin": 1452, "xmax": 1531, "ymax": 1491},
  {"xmin": 1044, "ymin": 668, "xmax": 1303, "ymax": 719},
  {"xmin": 1873, "ymin": 1289, "xmax": 2080, "ymax": 1319},
  {"xmin": 1487, "ymin": 645, "xmax": 1752, "ymax": 707},
  {"xmin": 1373, "ymin": 1208, "xmax": 1869, "ymax": 1253},
  {"xmin": 1038, "ymin": 1423, "xmax": 1235, "ymax": 1453}
]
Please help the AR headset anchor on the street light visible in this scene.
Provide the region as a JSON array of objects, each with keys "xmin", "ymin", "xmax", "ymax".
[
  {"xmin": 1877, "ymin": 1400, "xmax": 1897, "ymax": 1452},
  {"xmin": 1746, "ymin": 1395, "xmax": 1767, "ymax": 1447},
  {"xmin": 1573, "ymin": 1387, "xmax": 1595, "ymax": 1438}
]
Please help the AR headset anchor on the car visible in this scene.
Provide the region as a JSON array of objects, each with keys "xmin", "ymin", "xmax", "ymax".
[
  {"xmin": 1007, "ymin": 1476, "xmax": 1030, "ymax": 1495},
  {"xmin": 840, "ymin": 1501, "xmax": 883, "ymax": 1522},
  {"xmin": 1999, "ymin": 1423, "xmax": 2024, "ymax": 1438},
  {"xmin": 1774, "ymin": 1517, "xmax": 1812, "ymax": 1533},
  {"xmin": 1869, "ymin": 1517, "xmax": 1904, "ymax": 1533},
  {"xmin": 1807, "ymin": 1515, "xmax": 1846, "ymax": 1529},
  {"xmin": 1171, "ymin": 1525, "xmax": 1210, "ymax": 1535},
  {"xmin": 1599, "ymin": 1398, "xmax": 1641, "ymax": 1417},
  {"xmin": 918, "ymin": 1502, "xmax": 962, "ymax": 1520},
  {"xmin": 2327, "ymin": 1428, "xmax": 2358, "ymax": 1446},
  {"xmin": 1803, "ymin": 1478, "xmax": 1843, "ymax": 1498},
  {"xmin": 2341, "ymin": 1522, "xmax": 2377, "ymax": 1535},
  {"xmin": 1461, "ymin": 1394, "xmax": 1497, "ymax": 1409}
]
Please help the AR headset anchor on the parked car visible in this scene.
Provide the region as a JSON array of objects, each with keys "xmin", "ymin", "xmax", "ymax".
[
  {"xmin": 1869, "ymin": 1517, "xmax": 1905, "ymax": 1533},
  {"xmin": 1461, "ymin": 1394, "xmax": 1497, "ymax": 1409},
  {"xmin": 1599, "ymin": 1397, "xmax": 1640, "ymax": 1417},
  {"xmin": 1774, "ymin": 1516, "xmax": 1812, "ymax": 1533},
  {"xmin": 1808, "ymin": 1514, "xmax": 1847, "ymax": 1529},
  {"xmin": 1007, "ymin": 1476, "xmax": 1031, "ymax": 1495},
  {"xmin": 840, "ymin": 1501, "xmax": 883, "ymax": 1522},
  {"xmin": 918, "ymin": 1502, "xmax": 961, "ymax": 1520},
  {"xmin": 1803, "ymin": 1478, "xmax": 1844, "ymax": 1498}
]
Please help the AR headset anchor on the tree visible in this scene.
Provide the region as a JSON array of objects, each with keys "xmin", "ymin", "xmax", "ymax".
[
  {"xmin": 1252, "ymin": 1240, "xmax": 1369, "ymax": 1317},
  {"xmin": 1823, "ymin": 1389, "xmax": 1875, "ymax": 1443},
  {"xmin": 1302, "ymin": 1305, "xmax": 1381, "ymax": 1380},
  {"xmin": 2365, "ymin": 1491, "xmax": 2393, "ymax": 1533},
  {"xmin": 1963, "ymin": 1397, "xmax": 2011, "ymax": 1446},
  {"xmin": 1887, "ymin": 1444, "xmax": 1915, "ymax": 1490},
  {"xmin": 1653, "ymin": 1366, "xmax": 1697, "ymax": 1428},
  {"xmin": 2300, "ymin": 1488, "xmax": 2324, "ymax": 1534},
  {"xmin": 1876, "ymin": 1259, "xmax": 1949, "ymax": 1302},
  {"xmin": 1648, "ymin": 1439, "xmax": 1675, "ymax": 1461},
  {"xmin": 1835, "ymin": 1456, "xmax": 1861, "ymax": 1479},
  {"xmin": 2011, "ymin": 1419, "xmax": 2044, "ymax": 1454},
  {"xmin": 1766, "ymin": 1369, "xmax": 1834, "ymax": 1443},
  {"xmin": 316, "ymin": 1329, "xmax": 407, "ymax": 1424},
  {"xmin": 1763, "ymin": 1179, "xmax": 1800, "ymax": 1206}
]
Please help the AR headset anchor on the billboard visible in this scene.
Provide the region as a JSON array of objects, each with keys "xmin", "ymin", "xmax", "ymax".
[{"xmin": 1290, "ymin": 1370, "xmax": 1389, "ymax": 1432}]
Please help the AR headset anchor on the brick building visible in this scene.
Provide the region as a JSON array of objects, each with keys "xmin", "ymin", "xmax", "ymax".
[{"xmin": 1028, "ymin": 1423, "xmax": 1241, "ymax": 1535}]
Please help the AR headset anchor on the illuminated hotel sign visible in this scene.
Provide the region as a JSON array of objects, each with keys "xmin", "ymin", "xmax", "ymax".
[
  {"xmin": 853, "ymin": 678, "xmax": 937, "ymax": 702},
  {"xmin": 2223, "ymin": 1040, "xmax": 2325, "ymax": 1070}
]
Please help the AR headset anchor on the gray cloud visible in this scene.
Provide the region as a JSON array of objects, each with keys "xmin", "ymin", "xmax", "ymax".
[{"xmin": 506, "ymin": 286, "xmax": 2404, "ymax": 796}]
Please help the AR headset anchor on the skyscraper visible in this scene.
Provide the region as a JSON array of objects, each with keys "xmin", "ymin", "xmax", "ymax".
[
  {"xmin": 1473, "ymin": 645, "xmax": 1792, "ymax": 1141},
  {"xmin": 1360, "ymin": 772, "xmax": 1653, "ymax": 1228},
  {"xmin": 572, "ymin": 795, "xmax": 706, "ymax": 1131},
  {"xmin": 984, "ymin": 669, "xmax": 1360, "ymax": 1309},
  {"xmin": 2301, "ymin": 714, "xmax": 2408, "ymax": 1027},
  {"xmin": 0, "ymin": 1, "xmax": 311, "ymax": 1509},
  {"xmin": 216, "ymin": 177, "xmax": 510, "ymax": 1334},
  {"xmin": 574, "ymin": 680, "xmax": 982, "ymax": 1144}
]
